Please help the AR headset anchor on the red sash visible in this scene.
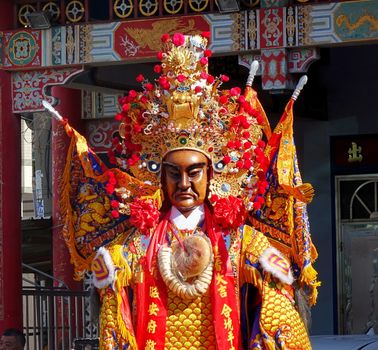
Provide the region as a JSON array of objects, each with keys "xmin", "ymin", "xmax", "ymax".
[{"xmin": 135, "ymin": 207, "xmax": 241, "ymax": 350}]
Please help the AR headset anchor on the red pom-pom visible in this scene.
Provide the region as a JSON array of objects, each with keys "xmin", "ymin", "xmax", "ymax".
[
  {"xmin": 172, "ymin": 33, "xmax": 185, "ymax": 46},
  {"xmin": 157, "ymin": 51, "xmax": 164, "ymax": 60},
  {"xmin": 194, "ymin": 86, "xmax": 202, "ymax": 93},
  {"xmin": 154, "ymin": 64, "xmax": 162, "ymax": 73},
  {"xmin": 111, "ymin": 200, "xmax": 119, "ymax": 209},
  {"xmin": 227, "ymin": 141, "xmax": 235, "ymax": 149},
  {"xmin": 122, "ymin": 103, "xmax": 130, "ymax": 112},
  {"xmin": 230, "ymin": 87, "xmax": 241, "ymax": 96},
  {"xmin": 206, "ymin": 75, "xmax": 215, "ymax": 84},
  {"xmin": 219, "ymin": 95, "xmax": 229, "ymax": 105},
  {"xmin": 129, "ymin": 198, "xmax": 160, "ymax": 235},
  {"xmin": 201, "ymin": 31, "xmax": 211, "ymax": 39},
  {"xmin": 234, "ymin": 140, "xmax": 242, "ymax": 149},
  {"xmin": 136, "ymin": 74, "xmax": 144, "ymax": 82},
  {"xmin": 257, "ymin": 140, "xmax": 266, "ymax": 148},
  {"xmin": 221, "ymin": 75, "xmax": 229, "ymax": 82},
  {"xmin": 204, "ymin": 49, "xmax": 212, "ymax": 57},
  {"xmin": 236, "ymin": 160, "xmax": 244, "ymax": 169},
  {"xmin": 114, "ymin": 113, "xmax": 122, "ymax": 121},
  {"xmin": 238, "ymin": 95, "xmax": 246, "ymax": 103},
  {"xmin": 213, "ymin": 196, "xmax": 247, "ymax": 229},
  {"xmin": 111, "ymin": 210, "xmax": 120, "ymax": 218},
  {"xmin": 242, "ymin": 131, "xmax": 250, "ymax": 139},
  {"xmin": 129, "ymin": 90, "xmax": 137, "ymax": 98},
  {"xmin": 223, "ymin": 155, "xmax": 231, "ymax": 164},
  {"xmin": 200, "ymin": 72, "xmax": 208, "ymax": 80},
  {"xmin": 161, "ymin": 33, "xmax": 170, "ymax": 43},
  {"xmin": 200, "ymin": 57, "xmax": 208, "ymax": 65},
  {"xmin": 145, "ymin": 83, "xmax": 154, "ymax": 91},
  {"xmin": 177, "ymin": 74, "xmax": 186, "ymax": 82},
  {"xmin": 105, "ymin": 183, "xmax": 115, "ymax": 194}
]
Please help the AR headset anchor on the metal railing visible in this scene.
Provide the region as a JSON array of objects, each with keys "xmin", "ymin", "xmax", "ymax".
[{"xmin": 22, "ymin": 264, "xmax": 98, "ymax": 350}]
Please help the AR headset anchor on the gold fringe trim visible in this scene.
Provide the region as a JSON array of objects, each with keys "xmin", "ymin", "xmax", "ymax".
[
  {"xmin": 112, "ymin": 246, "xmax": 137, "ymax": 350},
  {"xmin": 300, "ymin": 264, "xmax": 321, "ymax": 306},
  {"xmin": 60, "ymin": 129, "xmax": 91, "ymax": 279},
  {"xmin": 282, "ymin": 183, "xmax": 315, "ymax": 204}
]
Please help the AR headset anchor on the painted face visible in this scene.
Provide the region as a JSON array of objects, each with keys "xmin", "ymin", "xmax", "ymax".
[
  {"xmin": 162, "ymin": 150, "xmax": 209, "ymax": 217},
  {"xmin": 0, "ymin": 336, "xmax": 23, "ymax": 350}
]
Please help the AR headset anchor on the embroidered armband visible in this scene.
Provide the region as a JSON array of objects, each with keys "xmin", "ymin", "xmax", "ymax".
[
  {"xmin": 91, "ymin": 247, "xmax": 115, "ymax": 288},
  {"xmin": 259, "ymin": 247, "xmax": 294, "ymax": 285}
]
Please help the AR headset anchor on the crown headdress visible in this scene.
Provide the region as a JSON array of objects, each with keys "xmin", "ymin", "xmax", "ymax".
[{"xmin": 109, "ymin": 32, "xmax": 269, "ymax": 209}]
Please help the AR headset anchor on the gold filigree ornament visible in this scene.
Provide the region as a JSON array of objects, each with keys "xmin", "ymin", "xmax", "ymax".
[
  {"xmin": 110, "ymin": 32, "xmax": 270, "ymax": 209},
  {"xmin": 158, "ymin": 234, "xmax": 213, "ymax": 299}
]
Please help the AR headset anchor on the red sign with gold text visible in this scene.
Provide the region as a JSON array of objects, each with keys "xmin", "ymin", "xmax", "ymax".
[{"xmin": 113, "ymin": 16, "xmax": 210, "ymax": 60}]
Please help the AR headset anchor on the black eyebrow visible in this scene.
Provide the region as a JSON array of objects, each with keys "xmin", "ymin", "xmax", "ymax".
[{"xmin": 162, "ymin": 161, "xmax": 207, "ymax": 172}]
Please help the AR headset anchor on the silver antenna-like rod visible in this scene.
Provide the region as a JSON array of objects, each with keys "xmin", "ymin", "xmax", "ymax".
[
  {"xmin": 42, "ymin": 100, "xmax": 63, "ymax": 122},
  {"xmin": 291, "ymin": 75, "xmax": 308, "ymax": 101},
  {"xmin": 246, "ymin": 60, "xmax": 259, "ymax": 87}
]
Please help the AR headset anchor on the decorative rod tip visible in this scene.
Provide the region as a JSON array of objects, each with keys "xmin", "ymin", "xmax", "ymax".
[
  {"xmin": 246, "ymin": 60, "xmax": 259, "ymax": 87},
  {"xmin": 42, "ymin": 100, "xmax": 63, "ymax": 122},
  {"xmin": 292, "ymin": 75, "xmax": 308, "ymax": 101}
]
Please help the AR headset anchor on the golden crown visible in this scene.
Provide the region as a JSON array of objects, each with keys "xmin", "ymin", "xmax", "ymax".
[{"xmin": 109, "ymin": 32, "xmax": 270, "ymax": 208}]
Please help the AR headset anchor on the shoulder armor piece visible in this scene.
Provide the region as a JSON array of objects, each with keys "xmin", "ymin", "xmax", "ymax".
[
  {"xmin": 91, "ymin": 247, "xmax": 115, "ymax": 289},
  {"xmin": 259, "ymin": 247, "xmax": 294, "ymax": 285}
]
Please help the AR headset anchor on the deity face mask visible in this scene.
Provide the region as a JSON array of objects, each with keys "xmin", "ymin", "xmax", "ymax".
[{"xmin": 162, "ymin": 149, "xmax": 209, "ymax": 216}]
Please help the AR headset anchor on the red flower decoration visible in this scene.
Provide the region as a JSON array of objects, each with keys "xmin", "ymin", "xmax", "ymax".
[
  {"xmin": 200, "ymin": 57, "xmax": 208, "ymax": 65},
  {"xmin": 219, "ymin": 95, "xmax": 229, "ymax": 105},
  {"xmin": 204, "ymin": 49, "xmax": 212, "ymax": 57},
  {"xmin": 177, "ymin": 74, "xmax": 186, "ymax": 82},
  {"xmin": 230, "ymin": 87, "xmax": 241, "ymax": 96},
  {"xmin": 194, "ymin": 86, "xmax": 202, "ymax": 93},
  {"xmin": 201, "ymin": 31, "xmax": 211, "ymax": 39},
  {"xmin": 206, "ymin": 75, "xmax": 215, "ymax": 84},
  {"xmin": 144, "ymin": 83, "xmax": 154, "ymax": 91},
  {"xmin": 161, "ymin": 33, "xmax": 170, "ymax": 43},
  {"xmin": 223, "ymin": 155, "xmax": 231, "ymax": 164},
  {"xmin": 154, "ymin": 64, "xmax": 162, "ymax": 73},
  {"xmin": 200, "ymin": 72, "xmax": 208, "ymax": 80},
  {"xmin": 172, "ymin": 33, "xmax": 185, "ymax": 46},
  {"xmin": 122, "ymin": 103, "xmax": 130, "ymax": 112},
  {"xmin": 130, "ymin": 198, "xmax": 160, "ymax": 235},
  {"xmin": 129, "ymin": 90, "xmax": 137, "ymax": 98},
  {"xmin": 220, "ymin": 75, "xmax": 229, "ymax": 82},
  {"xmin": 111, "ymin": 210, "xmax": 120, "ymax": 219},
  {"xmin": 213, "ymin": 196, "xmax": 247, "ymax": 229},
  {"xmin": 111, "ymin": 200, "xmax": 119, "ymax": 209},
  {"xmin": 136, "ymin": 74, "xmax": 144, "ymax": 82}
]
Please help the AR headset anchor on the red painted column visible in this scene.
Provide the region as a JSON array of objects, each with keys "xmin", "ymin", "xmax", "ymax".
[
  {"xmin": 0, "ymin": 0, "xmax": 23, "ymax": 333},
  {"xmin": 51, "ymin": 85, "xmax": 83, "ymax": 290},
  {"xmin": 51, "ymin": 85, "xmax": 84, "ymax": 348}
]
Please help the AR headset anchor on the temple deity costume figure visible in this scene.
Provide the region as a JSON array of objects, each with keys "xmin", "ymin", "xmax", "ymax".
[{"xmin": 48, "ymin": 32, "xmax": 320, "ymax": 350}]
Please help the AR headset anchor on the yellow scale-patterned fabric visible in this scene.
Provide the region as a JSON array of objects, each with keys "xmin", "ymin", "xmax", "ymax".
[
  {"xmin": 165, "ymin": 290, "xmax": 215, "ymax": 350},
  {"xmin": 260, "ymin": 281, "xmax": 311, "ymax": 350}
]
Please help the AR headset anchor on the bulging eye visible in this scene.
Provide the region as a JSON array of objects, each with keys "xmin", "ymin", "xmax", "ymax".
[{"xmin": 147, "ymin": 161, "xmax": 161, "ymax": 173}]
